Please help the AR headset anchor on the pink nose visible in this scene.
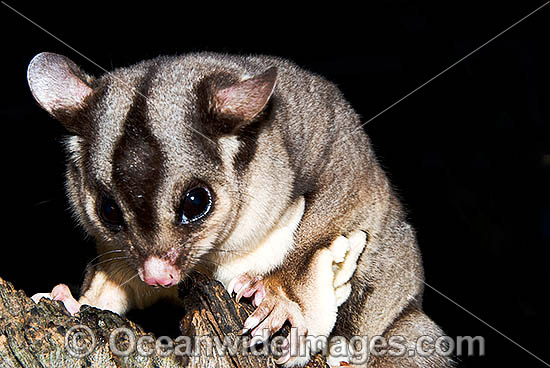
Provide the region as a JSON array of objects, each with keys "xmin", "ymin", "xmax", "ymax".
[{"xmin": 141, "ymin": 256, "xmax": 181, "ymax": 287}]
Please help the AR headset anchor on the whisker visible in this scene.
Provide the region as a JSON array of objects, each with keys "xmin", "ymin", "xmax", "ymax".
[
  {"xmin": 118, "ymin": 272, "xmax": 140, "ymax": 289},
  {"xmin": 185, "ymin": 246, "xmax": 252, "ymax": 264},
  {"xmin": 79, "ymin": 270, "xmax": 140, "ymax": 315},
  {"xmin": 196, "ymin": 258, "xmax": 224, "ymax": 268},
  {"xmin": 87, "ymin": 256, "xmax": 130, "ymax": 269},
  {"xmin": 203, "ymin": 248, "xmax": 252, "ymax": 256},
  {"xmin": 85, "ymin": 249, "xmax": 123, "ymax": 267}
]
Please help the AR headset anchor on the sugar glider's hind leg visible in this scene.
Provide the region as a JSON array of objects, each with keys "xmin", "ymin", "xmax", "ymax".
[
  {"xmin": 327, "ymin": 307, "xmax": 454, "ymax": 367},
  {"xmin": 368, "ymin": 307, "xmax": 454, "ymax": 368},
  {"xmin": 327, "ymin": 216, "xmax": 454, "ymax": 367}
]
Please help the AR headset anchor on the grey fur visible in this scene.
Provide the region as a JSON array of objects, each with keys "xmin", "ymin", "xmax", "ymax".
[{"xmin": 28, "ymin": 52, "xmax": 453, "ymax": 367}]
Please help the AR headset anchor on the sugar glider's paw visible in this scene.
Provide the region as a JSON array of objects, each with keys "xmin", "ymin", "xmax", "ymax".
[
  {"xmin": 227, "ymin": 273, "xmax": 267, "ymax": 307},
  {"xmin": 246, "ymin": 285, "xmax": 309, "ymax": 366},
  {"xmin": 31, "ymin": 284, "xmax": 81, "ymax": 315},
  {"xmin": 228, "ymin": 274, "xmax": 309, "ymax": 366}
]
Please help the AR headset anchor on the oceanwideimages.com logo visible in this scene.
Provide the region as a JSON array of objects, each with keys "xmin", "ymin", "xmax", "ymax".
[{"xmin": 64, "ymin": 324, "xmax": 485, "ymax": 365}]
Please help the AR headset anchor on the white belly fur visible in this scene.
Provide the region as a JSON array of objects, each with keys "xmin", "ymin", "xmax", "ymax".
[
  {"xmin": 214, "ymin": 190, "xmax": 366, "ymax": 311},
  {"xmin": 214, "ymin": 196, "xmax": 306, "ymax": 286}
]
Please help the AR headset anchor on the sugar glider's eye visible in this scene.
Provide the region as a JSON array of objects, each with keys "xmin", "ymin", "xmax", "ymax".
[
  {"xmin": 178, "ymin": 186, "xmax": 212, "ymax": 224},
  {"xmin": 98, "ymin": 196, "xmax": 124, "ymax": 230}
]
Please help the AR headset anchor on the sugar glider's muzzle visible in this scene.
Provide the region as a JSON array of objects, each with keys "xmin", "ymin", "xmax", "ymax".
[{"xmin": 139, "ymin": 256, "xmax": 181, "ymax": 287}]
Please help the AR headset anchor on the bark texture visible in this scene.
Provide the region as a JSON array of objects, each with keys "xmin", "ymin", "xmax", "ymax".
[{"xmin": 0, "ymin": 274, "xmax": 328, "ymax": 368}]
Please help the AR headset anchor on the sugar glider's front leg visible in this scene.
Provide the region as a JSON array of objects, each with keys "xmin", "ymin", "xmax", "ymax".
[
  {"xmin": 32, "ymin": 255, "xmax": 178, "ymax": 315},
  {"xmin": 229, "ymin": 231, "xmax": 366, "ymax": 367},
  {"xmin": 79, "ymin": 261, "xmax": 178, "ymax": 314},
  {"xmin": 227, "ymin": 198, "xmax": 367, "ymax": 368}
]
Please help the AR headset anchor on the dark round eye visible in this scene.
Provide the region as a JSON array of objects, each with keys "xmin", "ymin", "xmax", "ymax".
[
  {"xmin": 178, "ymin": 187, "xmax": 212, "ymax": 224},
  {"xmin": 98, "ymin": 196, "xmax": 124, "ymax": 229}
]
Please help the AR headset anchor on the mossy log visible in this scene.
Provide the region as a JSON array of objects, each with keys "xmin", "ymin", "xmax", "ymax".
[{"xmin": 0, "ymin": 273, "xmax": 328, "ymax": 368}]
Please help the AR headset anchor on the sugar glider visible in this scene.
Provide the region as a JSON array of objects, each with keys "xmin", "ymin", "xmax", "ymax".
[{"xmin": 27, "ymin": 51, "xmax": 453, "ymax": 367}]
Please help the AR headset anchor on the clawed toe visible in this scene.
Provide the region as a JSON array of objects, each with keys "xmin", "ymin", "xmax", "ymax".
[
  {"xmin": 227, "ymin": 274, "xmax": 266, "ymax": 306},
  {"xmin": 241, "ymin": 290, "xmax": 309, "ymax": 358},
  {"xmin": 228, "ymin": 274, "xmax": 312, "ymax": 366}
]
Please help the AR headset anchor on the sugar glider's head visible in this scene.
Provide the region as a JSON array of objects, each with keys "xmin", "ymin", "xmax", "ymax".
[{"xmin": 27, "ymin": 52, "xmax": 280, "ymax": 287}]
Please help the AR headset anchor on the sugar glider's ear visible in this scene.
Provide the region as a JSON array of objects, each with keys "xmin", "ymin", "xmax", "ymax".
[
  {"xmin": 27, "ymin": 52, "xmax": 94, "ymax": 134},
  {"xmin": 209, "ymin": 66, "xmax": 277, "ymax": 132}
]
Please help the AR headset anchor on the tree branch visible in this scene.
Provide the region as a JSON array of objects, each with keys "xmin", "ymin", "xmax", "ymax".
[{"xmin": 0, "ymin": 274, "xmax": 329, "ymax": 367}]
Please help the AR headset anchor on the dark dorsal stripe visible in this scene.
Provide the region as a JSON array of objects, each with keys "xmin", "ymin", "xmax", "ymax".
[{"xmin": 112, "ymin": 65, "xmax": 165, "ymax": 234}]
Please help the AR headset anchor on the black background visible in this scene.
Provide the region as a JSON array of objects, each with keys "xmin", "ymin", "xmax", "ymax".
[{"xmin": 0, "ymin": 2, "xmax": 548, "ymax": 367}]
